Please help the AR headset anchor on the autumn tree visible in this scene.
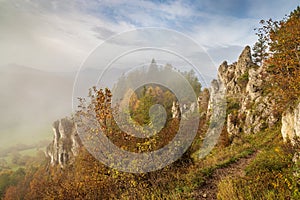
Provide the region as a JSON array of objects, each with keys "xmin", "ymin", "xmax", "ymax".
[{"xmin": 257, "ymin": 6, "xmax": 300, "ymax": 110}]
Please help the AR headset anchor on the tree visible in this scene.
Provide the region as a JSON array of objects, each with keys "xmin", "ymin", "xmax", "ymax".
[
  {"xmin": 257, "ymin": 6, "xmax": 300, "ymax": 110},
  {"xmin": 182, "ymin": 70, "xmax": 202, "ymax": 97},
  {"xmin": 252, "ymin": 24, "xmax": 269, "ymax": 66},
  {"xmin": 134, "ymin": 86, "xmax": 155, "ymax": 125},
  {"xmin": 3, "ymin": 186, "xmax": 17, "ymax": 200},
  {"xmin": 269, "ymin": 7, "xmax": 300, "ymax": 109}
]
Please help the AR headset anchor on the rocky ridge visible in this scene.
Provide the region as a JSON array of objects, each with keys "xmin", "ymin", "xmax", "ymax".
[{"xmin": 216, "ymin": 46, "xmax": 279, "ymax": 138}]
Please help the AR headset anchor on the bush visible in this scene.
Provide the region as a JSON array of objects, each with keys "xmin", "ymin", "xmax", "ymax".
[{"xmin": 237, "ymin": 72, "xmax": 249, "ymax": 87}]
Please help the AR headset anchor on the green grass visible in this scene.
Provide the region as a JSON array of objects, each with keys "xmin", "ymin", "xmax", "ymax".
[
  {"xmin": 1, "ymin": 155, "xmax": 18, "ymax": 171},
  {"xmin": 179, "ymin": 125, "xmax": 299, "ymax": 200},
  {"xmin": 217, "ymin": 126, "xmax": 300, "ymax": 200}
]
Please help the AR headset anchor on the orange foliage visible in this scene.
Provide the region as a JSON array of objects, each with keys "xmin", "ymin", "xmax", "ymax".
[{"xmin": 264, "ymin": 7, "xmax": 300, "ymax": 110}]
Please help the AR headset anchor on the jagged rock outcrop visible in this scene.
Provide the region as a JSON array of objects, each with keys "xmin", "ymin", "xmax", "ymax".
[
  {"xmin": 217, "ymin": 46, "xmax": 279, "ymax": 137},
  {"xmin": 171, "ymin": 101, "xmax": 180, "ymax": 118},
  {"xmin": 197, "ymin": 88, "xmax": 210, "ymax": 117},
  {"xmin": 281, "ymin": 102, "xmax": 300, "ymax": 144},
  {"xmin": 46, "ymin": 117, "xmax": 82, "ymax": 168},
  {"xmin": 218, "ymin": 46, "xmax": 256, "ymax": 96},
  {"xmin": 171, "ymin": 101, "xmax": 198, "ymax": 119},
  {"xmin": 171, "ymin": 46, "xmax": 279, "ymax": 137}
]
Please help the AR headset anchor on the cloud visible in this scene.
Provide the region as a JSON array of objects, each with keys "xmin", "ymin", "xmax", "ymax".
[
  {"xmin": 0, "ymin": 0, "xmax": 134, "ymax": 71},
  {"xmin": 190, "ymin": 16, "xmax": 258, "ymax": 48},
  {"xmin": 0, "ymin": 0, "xmax": 299, "ymax": 72}
]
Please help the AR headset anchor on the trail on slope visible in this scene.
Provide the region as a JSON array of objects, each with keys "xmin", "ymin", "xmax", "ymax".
[{"xmin": 194, "ymin": 152, "xmax": 257, "ymax": 200}]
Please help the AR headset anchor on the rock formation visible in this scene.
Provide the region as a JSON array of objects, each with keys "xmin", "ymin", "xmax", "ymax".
[
  {"xmin": 170, "ymin": 46, "xmax": 279, "ymax": 137},
  {"xmin": 46, "ymin": 117, "xmax": 82, "ymax": 168},
  {"xmin": 197, "ymin": 88, "xmax": 210, "ymax": 117},
  {"xmin": 171, "ymin": 101, "xmax": 198, "ymax": 119},
  {"xmin": 216, "ymin": 46, "xmax": 279, "ymax": 137},
  {"xmin": 282, "ymin": 102, "xmax": 300, "ymax": 178},
  {"xmin": 281, "ymin": 102, "xmax": 300, "ymax": 144},
  {"xmin": 215, "ymin": 45, "xmax": 300, "ymax": 149},
  {"xmin": 171, "ymin": 101, "xmax": 180, "ymax": 118}
]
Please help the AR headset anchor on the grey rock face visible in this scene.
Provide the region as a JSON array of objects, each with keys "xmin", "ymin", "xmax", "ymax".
[
  {"xmin": 217, "ymin": 46, "xmax": 279, "ymax": 136},
  {"xmin": 197, "ymin": 88, "xmax": 210, "ymax": 118},
  {"xmin": 46, "ymin": 117, "xmax": 82, "ymax": 167},
  {"xmin": 171, "ymin": 101, "xmax": 198, "ymax": 119},
  {"xmin": 171, "ymin": 101, "xmax": 180, "ymax": 119}
]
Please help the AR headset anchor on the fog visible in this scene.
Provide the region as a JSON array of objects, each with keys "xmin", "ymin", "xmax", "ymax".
[{"xmin": 0, "ymin": 65, "xmax": 73, "ymax": 148}]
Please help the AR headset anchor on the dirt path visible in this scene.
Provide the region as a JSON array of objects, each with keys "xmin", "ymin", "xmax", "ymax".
[{"xmin": 193, "ymin": 152, "xmax": 257, "ymax": 200}]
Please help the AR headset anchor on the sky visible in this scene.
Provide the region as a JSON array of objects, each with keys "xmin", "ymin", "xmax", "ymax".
[{"xmin": 0, "ymin": 0, "xmax": 299, "ymax": 73}]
